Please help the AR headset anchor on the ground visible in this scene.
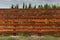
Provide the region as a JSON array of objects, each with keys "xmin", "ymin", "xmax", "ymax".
[{"xmin": 0, "ymin": 34, "xmax": 60, "ymax": 40}]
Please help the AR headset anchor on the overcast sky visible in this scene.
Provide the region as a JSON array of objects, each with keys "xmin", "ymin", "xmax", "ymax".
[{"xmin": 0, "ymin": 0, "xmax": 60, "ymax": 8}]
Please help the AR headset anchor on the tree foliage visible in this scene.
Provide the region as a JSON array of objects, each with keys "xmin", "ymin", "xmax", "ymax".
[
  {"xmin": 23, "ymin": 3, "xmax": 25, "ymax": 8},
  {"xmin": 15, "ymin": 4, "xmax": 19, "ymax": 8},
  {"xmin": 25, "ymin": 4, "xmax": 27, "ymax": 8},
  {"xmin": 11, "ymin": 3, "xmax": 60, "ymax": 9},
  {"xmin": 11, "ymin": 4, "xmax": 19, "ymax": 8},
  {"xmin": 44, "ymin": 4, "xmax": 50, "ymax": 8},
  {"xmin": 52, "ymin": 5, "xmax": 56, "ymax": 8},
  {"xmin": 11, "ymin": 4, "xmax": 14, "ymax": 8},
  {"xmin": 28, "ymin": 3, "xmax": 32, "ymax": 8},
  {"xmin": 34, "ymin": 5, "xmax": 36, "ymax": 9},
  {"xmin": 38, "ymin": 5, "xmax": 41, "ymax": 8}
]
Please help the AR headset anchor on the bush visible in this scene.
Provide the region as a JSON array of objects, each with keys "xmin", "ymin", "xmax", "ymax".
[{"xmin": 16, "ymin": 33, "xmax": 31, "ymax": 37}]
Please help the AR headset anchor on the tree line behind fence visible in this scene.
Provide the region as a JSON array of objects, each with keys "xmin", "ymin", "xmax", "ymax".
[{"xmin": 11, "ymin": 3, "xmax": 60, "ymax": 8}]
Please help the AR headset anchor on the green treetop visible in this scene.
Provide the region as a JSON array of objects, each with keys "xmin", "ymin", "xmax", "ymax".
[
  {"xmin": 11, "ymin": 4, "xmax": 14, "ymax": 8},
  {"xmin": 28, "ymin": 3, "xmax": 32, "ymax": 8},
  {"xmin": 34, "ymin": 5, "xmax": 36, "ymax": 9},
  {"xmin": 44, "ymin": 4, "xmax": 50, "ymax": 8},
  {"xmin": 23, "ymin": 3, "xmax": 25, "ymax": 8},
  {"xmin": 52, "ymin": 4, "xmax": 57, "ymax": 8},
  {"xmin": 15, "ymin": 4, "xmax": 19, "ymax": 8}
]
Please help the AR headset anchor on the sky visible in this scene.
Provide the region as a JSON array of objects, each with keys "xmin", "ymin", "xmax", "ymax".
[{"xmin": 0, "ymin": 0, "xmax": 60, "ymax": 8}]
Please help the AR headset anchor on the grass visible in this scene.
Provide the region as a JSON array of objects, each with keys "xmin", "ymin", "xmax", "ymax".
[
  {"xmin": 0, "ymin": 35, "xmax": 58, "ymax": 40},
  {"xmin": 16, "ymin": 33, "xmax": 31, "ymax": 37},
  {"xmin": 0, "ymin": 33, "xmax": 60, "ymax": 40},
  {"xmin": 40, "ymin": 35, "xmax": 57, "ymax": 40}
]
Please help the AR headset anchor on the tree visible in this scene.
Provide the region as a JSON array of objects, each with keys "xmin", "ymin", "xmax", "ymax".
[
  {"xmin": 57, "ymin": 6, "xmax": 60, "ymax": 8},
  {"xmin": 28, "ymin": 3, "xmax": 32, "ymax": 8},
  {"xmin": 38, "ymin": 5, "xmax": 43, "ymax": 8},
  {"xmin": 25, "ymin": 4, "xmax": 27, "ymax": 8},
  {"xmin": 41, "ymin": 5, "xmax": 43, "ymax": 8},
  {"xmin": 38, "ymin": 5, "xmax": 41, "ymax": 8},
  {"xmin": 23, "ymin": 3, "xmax": 25, "ymax": 8},
  {"xmin": 15, "ymin": 4, "xmax": 19, "ymax": 8},
  {"xmin": 44, "ymin": 4, "xmax": 50, "ymax": 8},
  {"xmin": 34, "ymin": 5, "xmax": 36, "ymax": 9},
  {"xmin": 11, "ymin": 4, "xmax": 14, "ymax": 8},
  {"xmin": 52, "ymin": 5, "xmax": 56, "ymax": 8}
]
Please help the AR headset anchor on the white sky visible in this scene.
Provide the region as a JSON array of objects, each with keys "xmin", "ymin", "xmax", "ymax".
[{"xmin": 0, "ymin": 0, "xmax": 60, "ymax": 8}]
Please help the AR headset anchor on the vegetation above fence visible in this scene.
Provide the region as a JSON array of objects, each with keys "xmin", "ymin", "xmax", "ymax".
[{"xmin": 11, "ymin": 3, "xmax": 60, "ymax": 8}]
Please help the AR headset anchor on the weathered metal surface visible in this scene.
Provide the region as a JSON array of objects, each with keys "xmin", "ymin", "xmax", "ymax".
[{"xmin": 0, "ymin": 9, "xmax": 60, "ymax": 33}]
